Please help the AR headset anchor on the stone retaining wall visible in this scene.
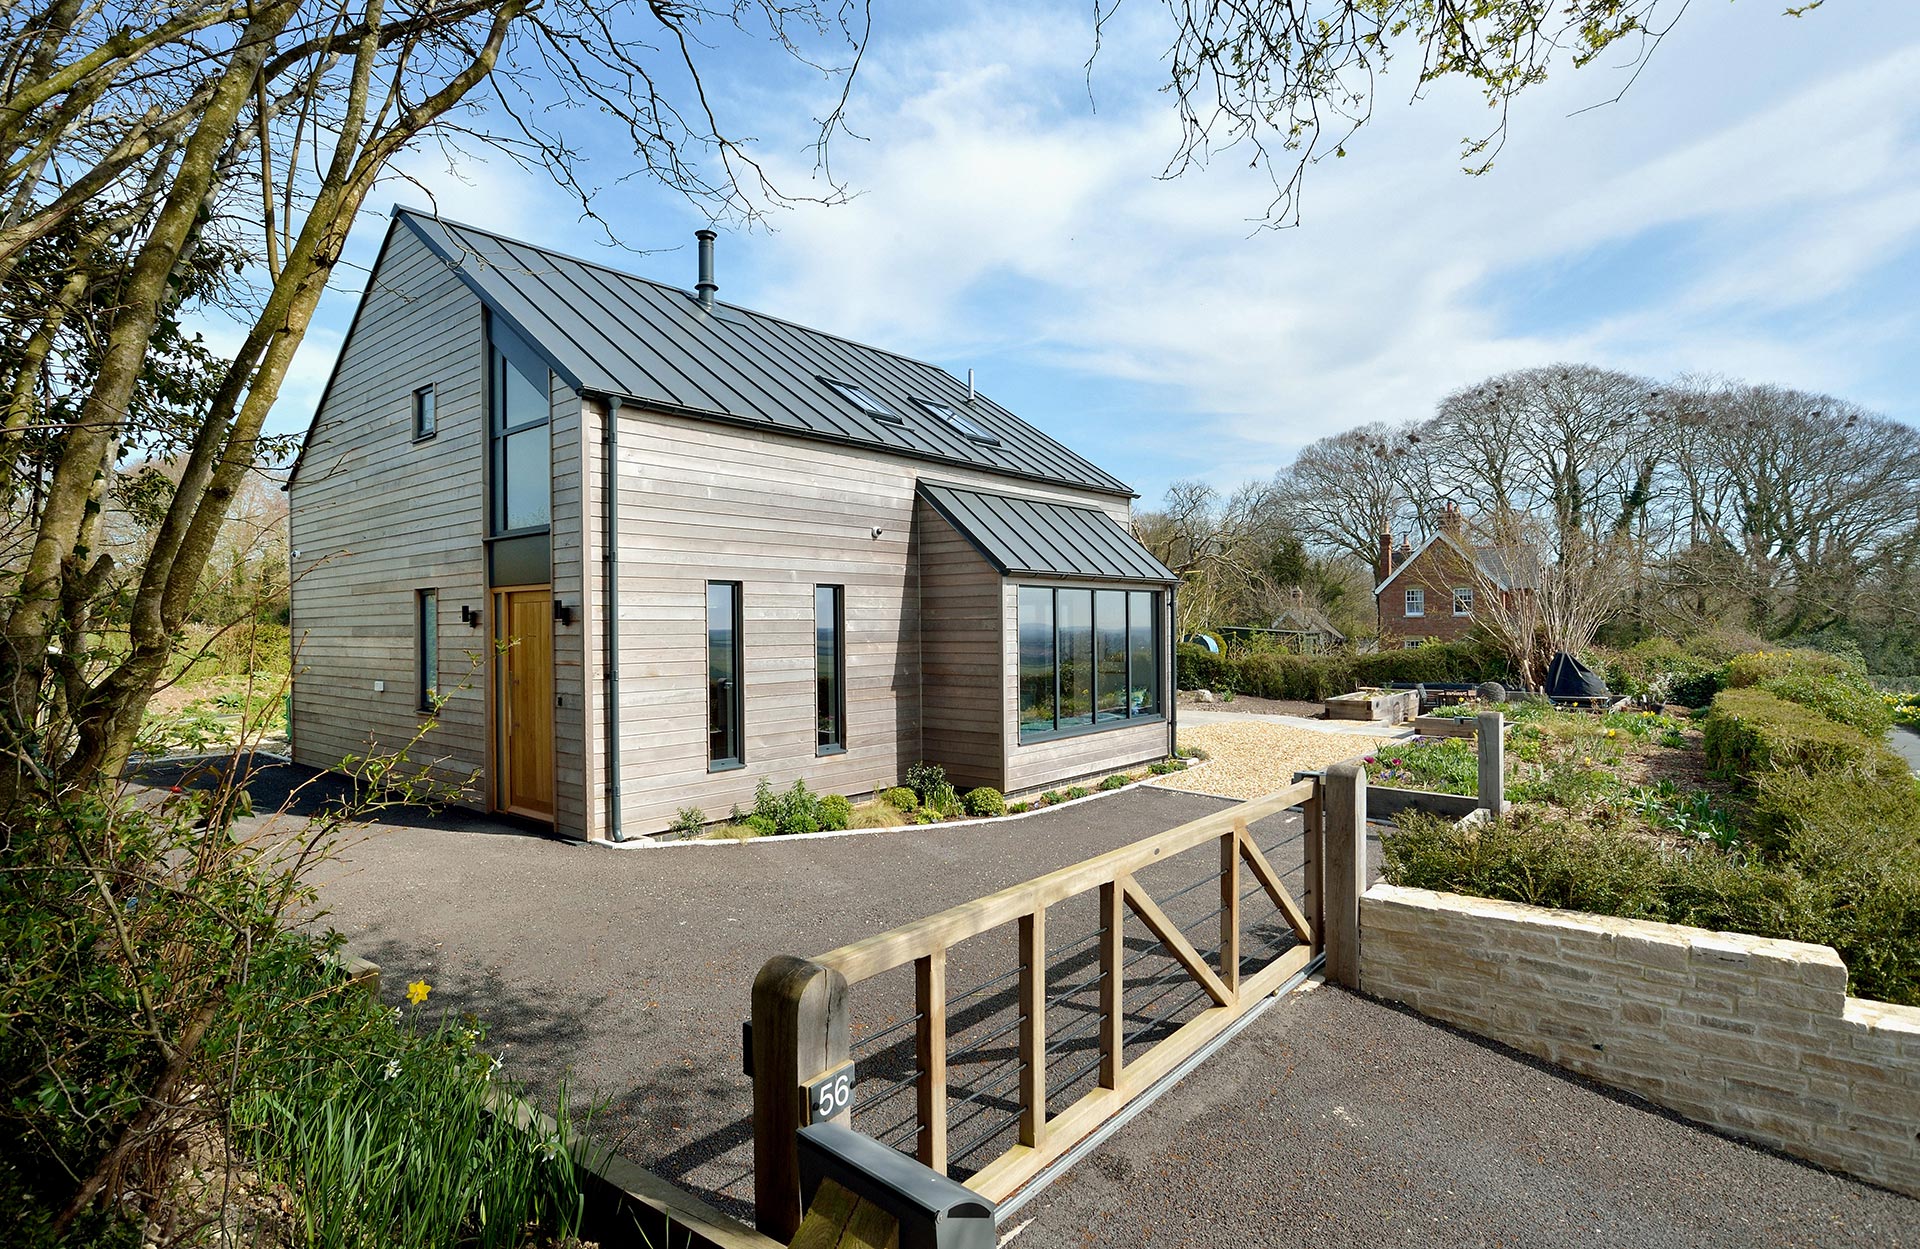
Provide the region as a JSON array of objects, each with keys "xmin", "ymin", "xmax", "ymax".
[{"xmin": 1360, "ymin": 884, "xmax": 1920, "ymax": 1198}]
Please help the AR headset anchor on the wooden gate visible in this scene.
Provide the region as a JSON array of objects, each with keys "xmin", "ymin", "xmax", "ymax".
[{"xmin": 750, "ymin": 764, "xmax": 1369, "ymax": 1240}]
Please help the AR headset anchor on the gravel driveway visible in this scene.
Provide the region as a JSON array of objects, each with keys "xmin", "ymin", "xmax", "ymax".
[{"xmin": 1157, "ymin": 719, "xmax": 1398, "ymax": 800}]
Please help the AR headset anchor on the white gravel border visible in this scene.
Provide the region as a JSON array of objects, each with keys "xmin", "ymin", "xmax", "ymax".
[{"xmin": 594, "ymin": 762, "xmax": 1220, "ymax": 849}]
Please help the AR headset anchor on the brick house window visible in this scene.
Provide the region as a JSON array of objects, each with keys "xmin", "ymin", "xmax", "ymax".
[
  {"xmin": 1453, "ymin": 587, "xmax": 1473, "ymax": 616},
  {"xmin": 1405, "ymin": 587, "xmax": 1424, "ymax": 617}
]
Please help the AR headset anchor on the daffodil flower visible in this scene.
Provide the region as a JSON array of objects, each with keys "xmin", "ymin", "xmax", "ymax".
[{"xmin": 406, "ymin": 979, "xmax": 431, "ymax": 1005}]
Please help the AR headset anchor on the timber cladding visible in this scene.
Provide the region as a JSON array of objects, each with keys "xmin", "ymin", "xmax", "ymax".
[
  {"xmin": 287, "ymin": 222, "xmax": 491, "ymax": 803},
  {"xmin": 1361, "ymin": 884, "xmax": 1920, "ymax": 1198},
  {"xmin": 584, "ymin": 404, "xmax": 1157, "ymax": 834}
]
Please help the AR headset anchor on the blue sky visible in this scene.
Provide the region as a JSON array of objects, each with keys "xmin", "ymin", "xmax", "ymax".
[{"xmin": 263, "ymin": 0, "xmax": 1920, "ymax": 504}]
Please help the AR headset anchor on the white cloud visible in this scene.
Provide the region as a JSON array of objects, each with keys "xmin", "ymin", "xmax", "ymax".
[{"xmin": 739, "ymin": 1, "xmax": 1920, "ymax": 495}]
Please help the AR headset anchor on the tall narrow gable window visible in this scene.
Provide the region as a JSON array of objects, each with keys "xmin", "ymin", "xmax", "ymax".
[
  {"xmin": 417, "ymin": 589, "xmax": 438, "ymax": 710},
  {"xmin": 1405, "ymin": 588, "xmax": 1425, "ymax": 617},
  {"xmin": 815, "ymin": 585, "xmax": 845, "ymax": 753},
  {"xmin": 708, "ymin": 581, "xmax": 744, "ymax": 768},
  {"xmin": 413, "ymin": 385, "xmax": 436, "ymax": 440},
  {"xmin": 490, "ymin": 321, "xmax": 550, "ymax": 535}
]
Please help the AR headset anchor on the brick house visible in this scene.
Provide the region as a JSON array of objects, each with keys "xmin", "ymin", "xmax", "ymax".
[{"xmin": 1372, "ymin": 504, "xmax": 1531, "ymax": 648}]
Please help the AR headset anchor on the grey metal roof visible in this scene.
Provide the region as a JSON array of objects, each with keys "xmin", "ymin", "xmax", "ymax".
[
  {"xmin": 395, "ymin": 208, "xmax": 1135, "ymax": 497},
  {"xmin": 918, "ymin": 482, "xmax": 1176, "ymax": 584}
]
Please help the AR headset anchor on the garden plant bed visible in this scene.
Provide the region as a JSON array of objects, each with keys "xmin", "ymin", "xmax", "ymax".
[
  {"xmin": 1175, "ymin": 690, "xmax": 1327, "ymax": 719},
  {"xmin": 1325, "ymin": 689, "xmax": 1419, "ymax": 724}
]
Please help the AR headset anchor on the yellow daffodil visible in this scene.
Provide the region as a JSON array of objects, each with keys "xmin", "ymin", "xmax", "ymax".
[{"xmin": 406, "ymin": 979, "xmax": 431, "ymax": 1005}]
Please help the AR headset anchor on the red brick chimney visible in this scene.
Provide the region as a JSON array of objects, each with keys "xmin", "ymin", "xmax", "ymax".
[
  {"xmin": 1439, "ymin": 501, "xmax": 1466, "ymax": 539},
  {"xmin": 1376, "ymin": 531, "xmax": 1394, "ymax": 582}
]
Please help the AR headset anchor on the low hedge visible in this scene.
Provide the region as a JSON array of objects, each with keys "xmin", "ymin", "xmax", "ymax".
[
  {"xmin": 1176, "ymin": 638, "xmax": 1504, "ymax": 702},
  {"xmin": 1384, "ymin": 803, "xmax": 1920, "ymax": 1005},
  {"xmin": 1701, "ymin": 688, "xmax": 1903, "ymax": 781}
]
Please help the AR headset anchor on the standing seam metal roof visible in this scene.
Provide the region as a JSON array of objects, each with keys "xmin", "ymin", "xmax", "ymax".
[
  {"xmin": 394, "ymin": 208, "xmax": 1136, "ymax": 497},
  {"xmin": 918, "ymin": 482, "xmax": 1176, "ymax": 584}
]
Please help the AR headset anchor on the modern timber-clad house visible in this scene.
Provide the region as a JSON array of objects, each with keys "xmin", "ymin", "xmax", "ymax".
[{"xmin": 287, "ymin": 208, "xmax": 1178, "ymax": 840}]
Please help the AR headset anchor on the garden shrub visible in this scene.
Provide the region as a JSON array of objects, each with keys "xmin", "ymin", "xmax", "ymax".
[
  {"xmin": 962, "ymin": 787, "xmax": 1006, "ymax": 818},
  {"xmin": 905, "ymin": 760, "xmax": 948, "ymax": 802},
  {"xmin": 1384, "ymin": 801, "xmax": 1920, "ymax": 1006},
  {"xmin": 1175, "ymin": 637, "xmax": 1504, "ymax": 701},
  {"xmin": 1724, "ymin": 647, "xmax": 1861, "ymax": 690},
  {"xmin": 1599, "ymin": 637, "xmax": 1724, "ymax": 707},
  {"xmin": 670, "ymin": 806, "xmax": 705, "ymax": 836},
  {"xmin": 1065, "ymin": 785, "xmax": 1092, "ymax": 800},
  {"xmin": 1099, "ymin": 774, "xmax": 1128, "ymax": 791},
  {"xmin": 880, "ymin": 786, "xmax": 918, "ymax": 812},
  {"xmin": 750, "ymin": 778, "xmax": 833, "ymax": 835},
  {"xmin": 1702, "ymin": 688, "xmax": 1903, "ymax": 782},
  {"xmin": 1007, "ymin": 801, "xmax": 1031, "ymax": 814},
  {"xmin": 819, "ymin": 794, "xmax": 853, "ymax": 831},
  {"xmin": 1038, "ymin": 790, "xmax": 1065, "ymax": 806}
]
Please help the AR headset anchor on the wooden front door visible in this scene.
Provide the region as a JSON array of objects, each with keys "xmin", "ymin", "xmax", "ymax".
[{"xmin": 495, "ymin": 585, "xmax": 555, "ymax": 821}]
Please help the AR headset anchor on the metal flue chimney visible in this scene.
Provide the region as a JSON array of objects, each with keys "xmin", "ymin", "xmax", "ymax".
[{"xmin": 694, "ymin": 229, "xmax": 718, "ymax": 311}]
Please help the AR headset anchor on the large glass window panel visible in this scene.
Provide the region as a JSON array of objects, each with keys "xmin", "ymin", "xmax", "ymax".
[
  {"xmin": 1018, "ymin": 587, "xmax": 1055, "ymax": 739},
  {"xmin": 707, "ymin": 582, "xmax": 742, "ymax": 766},
  {"xmin": 501, "ymin": 427, "xmax": 550, "ymax": 531},
  {"xmin": 1129, "ymin": 590, "xmax": 1159, "ymax": 716},
  {"xmin": 816, "ymin": 585, "xmax": 844, "ymax": 752},
  {"xmin": 498, "ymin": 346, "xmax": 547, "ymax": 430},
  {"xmin": 1095, "ymin": 590, "xmax": 1128, "ymax": 721},
  {"xmin": 1056, "ymin": 588, "xmax": 1094, "ymax": 729}
]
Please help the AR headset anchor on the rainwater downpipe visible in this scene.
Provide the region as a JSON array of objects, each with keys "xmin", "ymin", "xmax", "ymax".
[
  {"xmin": 601, "ymin": 395, "xmax": 624, "ymax": 840},
  {"xmin": 1168, "ymin": 582, "xmax": 1179, "ymax": 762}
]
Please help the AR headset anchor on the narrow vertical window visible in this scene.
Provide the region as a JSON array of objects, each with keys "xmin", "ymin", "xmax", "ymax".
[
  {"xmin": 417, "ymin": 589, "xmax": 438, "ymax": 710},
  {"xmin": 490, "ymin": 322, "xmax": 551, "ymax": 535},
  {"xmin": 1095, "ymin": 589, "xmax": 1128, "ymax": 721},
  {"xmin": 815, "ymin": 585, "xmax": 845, "ymax": 753},
  {"xmin": 1018, "ymin": 587, "xmax": 1055, "ymax": 739},
  {"xmin": 1128, "ymin": 590, "xmax": 1159, "ymax": 716},
  {"xmin": 1405, "ymin": 587, "xmax": 1425, "ymax": 617},
  {"xmin": 413, "ymin": 385, "xmax": 436, "ymax": 439},
  {"xmin": 707, "ymin": 581, "xmax": 743, "ymax": 768},
  {"xmin": 1056, "ymin": 588, "xmax": 1094, "ymax": 730}
]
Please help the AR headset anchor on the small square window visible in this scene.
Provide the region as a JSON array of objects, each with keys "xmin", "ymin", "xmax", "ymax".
[
  {"xmin": 1405, "ymin": 588, "xmax": 1425, "ymax": 618},
  {"xmin": 1403, "ymin": 638, "xmax": 1422, "ymax": 650},
  {"xmin": 413, "ymin": 385, "xmax": 436, "ymax": 439},
  {"xmin": 916, "ymin": 400, "xmax": 1000, "ymax": 445},
  {"xmin": 1453, "ymin": 587, "xmax": 1474, "ymax": 616},
  {"xmin": 820, "ymin": 377, "xmax": 902, "ymax": 424}
]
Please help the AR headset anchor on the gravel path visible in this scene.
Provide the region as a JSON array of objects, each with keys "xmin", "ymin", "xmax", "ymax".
[
  {"xmin": 1018, "ymin": 984, "xmax": 1920, "ymax": 1248},
  {"xmin": 1156, "ymin": 720, "xmax": 1398, "ymax": 800}
]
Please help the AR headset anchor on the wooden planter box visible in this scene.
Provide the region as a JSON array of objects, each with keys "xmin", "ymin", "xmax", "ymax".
[{"xmin": 1325, "ymin": 689, "xmax": 1419, "ymax": 724}]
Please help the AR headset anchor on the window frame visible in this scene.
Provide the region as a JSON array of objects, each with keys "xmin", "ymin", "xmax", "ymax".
[
  {"xmin": 916, "ymin": 399, "xmax": 1001, "ymax": 445},
  {"xmin": 1452, "ymin": 586, "xmax": 1474, "ymax": 616},
  {"xmin": 416, "ymin": 589, "xmax": 438, "ymax": 711},
  {"xmin": 1405, "ymin": 587, "xmax": 1425, "ymax": 618},
  {"xmin": 819, "ymin": 377, "xmax": 903, "ymax": 424},
  {"xmin": 1017, "ymin": 584, "xmax": 1165, "ymax": 744},
  {"xmin": 412, "ymin": 384, "xmax": 436, "ymax": 441},
  {"xmin": 489, "ymin": 319, "xmax": 552, "ymax": 539},
  {"xmin": 706, "ymin": 581, "xmax": 745, "ymax": 771},
  {"xmin": 815, "ymin": 584, "xmax": 847, "ymax": 756}
]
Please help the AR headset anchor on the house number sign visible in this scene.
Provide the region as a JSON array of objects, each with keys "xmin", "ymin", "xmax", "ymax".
[{"xmin": 805, "ymin": 1061, "xmax": 856, "ymax": 1124}]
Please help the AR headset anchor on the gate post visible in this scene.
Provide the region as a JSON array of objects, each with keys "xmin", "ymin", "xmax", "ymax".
[
  {"xmin": 752, "ymin": 955, "xmax": 850, "ymax": 1241},
  {"xmin": 1322, "ymin": 761, "xmax": 1367, "ymax": 989},
  {"xmin": 1477, "ymin": 711, "xmax": 1505, "ymax": 813}
]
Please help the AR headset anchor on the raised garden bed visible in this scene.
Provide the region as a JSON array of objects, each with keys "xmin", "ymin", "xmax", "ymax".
[{"xmin": 1325, "ymin": 689, "xmax": 1419, "ymax": 724}]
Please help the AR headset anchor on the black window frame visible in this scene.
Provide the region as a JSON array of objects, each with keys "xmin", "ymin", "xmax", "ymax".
[
  {"xmin": 412, "ymin": 384, "xmax": 436, "ymax": 441},
  {"xmin": 489, "ymin": 318, "xmax": 552, "ymax": 539},
  {"xmin": 707, "ymin": 580, "xmax": 745, "ymax": 771},
  {"xmin": 1017, "ymin": 584, "xmax": 1165, "ymax": 744},
  {"xmin": 819, "ymin": 376, "xmax": 903, "ymax": 424},
  {"xmin": 815, "ymin": 584, "xmax": 846, "ymax": 755},
  {"xmin": 416, "ymin": 588, "xmax": 439, "ymax": 711},
  {"xmin": 915, "ymin": 399, "xmax": 1000, "ymax": 445}
]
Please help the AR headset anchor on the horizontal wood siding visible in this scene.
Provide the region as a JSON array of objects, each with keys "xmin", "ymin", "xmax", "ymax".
[
  {"xmin": 598, "ymin": 408, "xmax": 1135, "ymax": 836},
  {"xmin": 549, "ymin": 372, "xmax": 589, "ymax": 837},
  {"xmin": 1000, "ymin": 579, "xmax": 1174, "ymax": 795},
  {"xmin": 288, "ymin": 225, "xmax": 489, "ymax": 799},
  {"xmin": 917, "ymin": 498, "xmax": 1004, "ymax": 791}
]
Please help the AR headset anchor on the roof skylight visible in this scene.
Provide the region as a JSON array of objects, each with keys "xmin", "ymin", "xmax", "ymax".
[
  {"xmin": 820, "ymin": 377, "xmax": 903, "ymax": 424},
  {"xmin": 918, "ymin": 400, "xmax": 1001, "ymax": 446}
]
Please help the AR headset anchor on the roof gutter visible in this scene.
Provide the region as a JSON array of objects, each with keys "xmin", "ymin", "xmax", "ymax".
[{"xmin": 600, "ymin": 395, "xmax": 624, "ymax": 841}]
